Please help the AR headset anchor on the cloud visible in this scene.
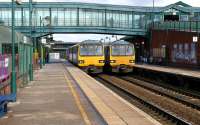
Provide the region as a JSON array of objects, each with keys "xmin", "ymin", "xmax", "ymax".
[
  {"xmin": 1, "ymin": 0, "xmax": 200, "ymax": 6},
  {"xmin": 53, "ymin": 34, "xmax": 124, "ymax": 42}
]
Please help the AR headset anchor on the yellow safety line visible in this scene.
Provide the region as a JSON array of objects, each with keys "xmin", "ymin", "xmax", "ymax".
[{"xmin": 63, "ymin": 72, "xmax": 92, "ymax": 125}]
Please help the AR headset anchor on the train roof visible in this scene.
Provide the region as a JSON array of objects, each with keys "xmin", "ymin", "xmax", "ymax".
[
  {"xmin": 111, "ymin": 40, "xmax": 133, "ymax": 45},
  {"xmin": 80, "ymin": 40, "xmax": 103, "ymax": 45},
  {"xmin": 68, "ymin": 40, "xmax": 103, "ymax": 49}
]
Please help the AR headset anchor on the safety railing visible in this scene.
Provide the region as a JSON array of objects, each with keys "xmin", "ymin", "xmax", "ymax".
[
  {"xmin": 18, "ymin": 43, "xmax": 34, "ymax": 85},
  {"xmin": 150, "ymin": 21, "xmax": 200, "ymax": 32}
]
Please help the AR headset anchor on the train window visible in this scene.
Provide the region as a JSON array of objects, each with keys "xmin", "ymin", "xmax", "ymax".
[
  {"xmin": 96, "ymin": 46, "xmax": 103, "ymax": 55},
  {"xmin": 126, "ymin": 46, "xmax": 134, "ymax": 55},
  {"xmin": 112, "ymin": 45, "xmax": 134, "ymax": 56},
  {"xmin": 80, "ymin": 46, "xmax": 88, "ymax": 55},
  {"xmin": 80, "ymin": 45, "xmax": 103, "ymax": 56}
]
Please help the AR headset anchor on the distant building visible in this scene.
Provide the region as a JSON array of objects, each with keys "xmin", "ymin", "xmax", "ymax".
[{"xmin": 51, "ymin": 42, "xmax": 78, "ymax": 59}]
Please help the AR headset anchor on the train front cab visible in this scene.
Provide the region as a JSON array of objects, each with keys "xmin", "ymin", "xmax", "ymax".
[
  {"xmin": 108, "ymin": 41, "xmax": 135, "ymax": 73},
  {"xmin": 77, "ymin": 43, "xmax": 105, "ymax": 74}
]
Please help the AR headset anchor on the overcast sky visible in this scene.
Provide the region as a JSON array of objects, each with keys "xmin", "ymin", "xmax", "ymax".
[
  {"xmin": 1, "ymin": 0, "xmax": 200, "ymax": 42},
  {"xmin": 1, "ymin": 0, "xmax": 199, "ymax": 7}
]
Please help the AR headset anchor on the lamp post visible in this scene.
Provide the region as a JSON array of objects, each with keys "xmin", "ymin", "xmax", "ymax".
[
  {"xmin": 11, "ymin": 0, "xmax": 22, "ymax": 95},
  {"xmin": 152, "ymin": 0, "xmax": 155, "ymax": 28},
  {"xmin": 39, "ymin": 17, "xmax": 46, "ymax": 69},
  {"xmin": 153, "ymin": 0, "xmax": 155, "ymax": 11},
  {"xmin": 11, "ymin": 0, "xmax": 16, "ymax": 94},
  {"xmin": 29, "ymin": 0, "xmax": 33, "ymax": 81},
  {"xmin": 11, "ymin": 0, "xmax": 20, "ymax": 94}
]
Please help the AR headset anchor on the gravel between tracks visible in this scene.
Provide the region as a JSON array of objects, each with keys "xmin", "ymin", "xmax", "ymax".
[
  {"xmin": 122, "ymin": 76, "xmax": 200, "ymax": 109},
  {"xmin": 99, "ymin": 74, "xmax": 200, "ymax": 125}
]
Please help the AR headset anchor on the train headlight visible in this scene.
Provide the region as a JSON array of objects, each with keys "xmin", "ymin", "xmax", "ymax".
[
  {"xmin": 99, "ymin": 60, "xmax": 105, "ymax": 63},
  {"xmin": 129, "ymin": 60, "xmax": 135, "ymax": 63},
  {"xmin": 110, "ymin": 60, "xmax": 116, "ymax": 63},
  {"xmin": 78, "ymin": 60, "xmax": 85, "ymax": 64}
]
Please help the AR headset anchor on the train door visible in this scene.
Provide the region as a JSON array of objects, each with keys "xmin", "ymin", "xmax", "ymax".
[
  {"xmin": 104, "ymin": 46, "xmax": 110, "ymax": 65},
  {"xmin": 75, "ymin": 46, "xmax": 78, "ymax": 64},
  {"xmin": 103, "ymin": 46, "xmax": 110, "ymax": 72}
]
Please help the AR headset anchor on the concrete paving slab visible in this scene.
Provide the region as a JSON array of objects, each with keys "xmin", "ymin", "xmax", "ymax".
[
  {"xmin": 0, "ymin": 63, "xmax": 106, "ymax": 125},
  {"xmin": 65, "ymin": 62, "xmax": 162, "ymax": 125}
]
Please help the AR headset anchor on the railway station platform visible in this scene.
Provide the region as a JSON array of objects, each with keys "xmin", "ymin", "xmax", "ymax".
[
  {"xmin": 134, "ymin": 64, "xmax": 200, "ymax": 79},
  {"xmin": 0, "ymin": 62, "xmax": 161, "ymax": 125}
]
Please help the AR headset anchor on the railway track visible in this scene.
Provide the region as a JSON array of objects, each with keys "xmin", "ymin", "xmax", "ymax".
[
  {"xmin": 130, "ymin": 75, "xmax": 200, "ymax": 100},
  {"xmin": 97, "ymin": 74, "xmax": 200, "ymax": 125},
  {"xmin": 121, "ymin": 76, "xmax": 200, "ymax": 110}
]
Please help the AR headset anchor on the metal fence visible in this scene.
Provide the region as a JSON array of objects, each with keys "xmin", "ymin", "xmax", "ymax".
[
  {"xmin": 0, "ymin": 44, "xmax": 34, "ymax": 95},
  {"xmin": 18, "ymin": 43, "xmax": 33, "ymax": 85}
]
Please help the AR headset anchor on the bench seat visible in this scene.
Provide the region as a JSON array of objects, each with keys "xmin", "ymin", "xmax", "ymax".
[{"xmin": 0, "ymin": 93, "xmax": 16, "ymax": 117}]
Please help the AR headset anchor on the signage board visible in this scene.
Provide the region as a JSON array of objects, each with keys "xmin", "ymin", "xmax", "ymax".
[{"xmin": 193, "ymin": 36, "xmax": 198, "ymax": 43}]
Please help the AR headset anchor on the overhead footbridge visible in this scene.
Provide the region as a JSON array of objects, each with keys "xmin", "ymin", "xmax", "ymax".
[{"xmin": 0, "ymin": 1, "xmax": 200, "ymax": 37}]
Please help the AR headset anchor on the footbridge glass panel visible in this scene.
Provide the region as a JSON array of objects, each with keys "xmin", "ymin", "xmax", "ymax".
[{"xmin": 0, "ymin": 2, "xmax": 152, "ymax": 35}]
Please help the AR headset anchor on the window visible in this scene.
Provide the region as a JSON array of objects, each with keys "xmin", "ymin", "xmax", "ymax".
[
  {"xmin": 80, "ymin": 45, "xmax": 103, "ymax": 56},
  {"xmin": 111, "ymin": 45, "xmax": 134, "ymax": 56},
  {"xmin": 133, "ymin": 15, "xmax": 140, "ymax": 28},
  {"xmin": 180, "ymin": 15, "xmax": 188, "ymax": 21},
  {"xmin": 154, "ymin": 15, "xmax": 163, "ymax": 22}
]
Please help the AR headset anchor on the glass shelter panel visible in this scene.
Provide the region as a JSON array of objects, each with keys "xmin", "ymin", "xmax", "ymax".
[
  {"xmin": 57, "ymin": 8, "xmax": 65, "ymax": 26},
  {"xmin": 51, "ymin": 8, "xmax": 58, "ymax": 26},
  {"xmin": 15, "ymin": 9, "xmax": 22, "ymax": 26},
  {"xmin": 79, "ymin": 9, "xmax": 105, "ymax": 27},
  {"xmin": 36, "ymin": 8, "xmax": 50, "ymax": 26},
  {"xmin": 106, "ymin": 10, "xmax": 132, "ymax": 29},
  {"xmin": 23, "ymin": 8, "xmax": 29, "ymax": 26},
  {"xmin": 64, "ymin": 8, "xmax": 77, "ymax": 26},
  {"xmin": 140, "ymin": 14, "xmax": 146, "ymax": 29},
  {"xmin": 154, "ymin": 14, "xmax": 163, "ymax": 22},
  {"xmin": 0, "ymin": 8, "xmax": 11, "ymax": 26},
  {"xmin": 133, "ymin": 14, "xmax": 140, "ymax": 28}
]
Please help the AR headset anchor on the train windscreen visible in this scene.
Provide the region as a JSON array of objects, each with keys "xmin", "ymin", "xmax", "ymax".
[
  {"xmin": 80, "ymin": 45, "xmax": 103, "ymax": 56},
  {"xmin": 111, "ymin": 45, "xmax": 134, "ymax": 56}
]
